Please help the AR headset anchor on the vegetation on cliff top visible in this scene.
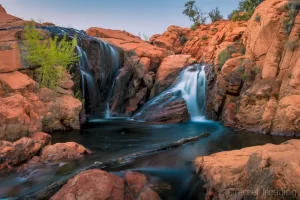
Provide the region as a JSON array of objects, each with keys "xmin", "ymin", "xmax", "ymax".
[
  {"xmin": 229, "ymin": 0, "xmax": 263, "ymax": 21},
  {"xmin": 22, "ymin": 22, "xmax": 78, "ymax": 89},
  {"xmin": 183, "ymin": 0, "xmax": 262, "ymax": 30}
]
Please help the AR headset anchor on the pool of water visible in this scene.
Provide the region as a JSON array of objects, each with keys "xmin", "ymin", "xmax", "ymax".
[{"xmin": 0, "ymin": 119, "xmax": 292, "ymax": 199}]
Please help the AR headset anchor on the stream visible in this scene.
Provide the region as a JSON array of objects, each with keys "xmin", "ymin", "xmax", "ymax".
[{"xmin": 0, "ymin": 118, "xmax": 291, "ymax": 199}]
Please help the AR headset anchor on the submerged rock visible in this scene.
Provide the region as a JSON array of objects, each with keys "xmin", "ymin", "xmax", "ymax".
[
  {"xmin": 194, "ymin": 139, "xmax": 300, "ymax": 200},
  {"xmin": 51, "ymin": 169, "xmax": 160, "ymax": 200}
]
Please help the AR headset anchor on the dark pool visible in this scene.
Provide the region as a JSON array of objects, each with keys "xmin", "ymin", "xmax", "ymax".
[{"xmin": 0, "ymin": 118, "xmax": 292, "ymax": 199}]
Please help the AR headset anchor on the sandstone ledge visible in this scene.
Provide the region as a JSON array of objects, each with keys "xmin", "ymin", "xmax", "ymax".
[{"xmin": 194, "ymin": 139, "xmax": 300, "ymax": 200}]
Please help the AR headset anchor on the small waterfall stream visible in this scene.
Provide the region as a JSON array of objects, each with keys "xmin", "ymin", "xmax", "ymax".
[
  {"xmin": 96, "ymin": 40, "xmax": 120, "ymax": 118},
  {"xmin": 172, "ymin": 65, "xmax": 206, "ymax": 121},
  {"xmin": 134, "ymin": 65, "xmax": 207, "ymax": 121}
]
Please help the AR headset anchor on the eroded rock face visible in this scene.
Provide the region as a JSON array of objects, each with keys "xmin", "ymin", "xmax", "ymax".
[
  {"xmin": 204, "ymin": 0, "xmax": 300, "ymax": 136},
  {"xmin": 150, "ymin": 21, "xmax": 247, "ymax": 63},
  {"xmin": 194, "ymin": 139, "xmax": 300, "ymax": 200}
]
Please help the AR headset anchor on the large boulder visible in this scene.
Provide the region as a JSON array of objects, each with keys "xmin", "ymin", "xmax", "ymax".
[
  {"xmin": 51, "ymin": 169, "xmax": 160, "ymax": 200},
  {"xmin": 195, "ymin": 139, "xmax": 300, "ymax": 200},
  {"xmin": 134, "ymin": 92, "xmax": 190, "ymax": 123},
  {"xmin": 51, "ymin": 169, "xmax": 125, "ymax": 200}
]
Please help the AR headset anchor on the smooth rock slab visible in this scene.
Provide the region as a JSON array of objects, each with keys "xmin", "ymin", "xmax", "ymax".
[{"xmin": 194, "ymin": 139, "xmax": 300, "ymax": 200}]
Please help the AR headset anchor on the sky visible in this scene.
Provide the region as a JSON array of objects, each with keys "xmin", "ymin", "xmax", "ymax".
[{"xmin": 0, "ymin": 0, "xmax": 240, "ymax": 36}]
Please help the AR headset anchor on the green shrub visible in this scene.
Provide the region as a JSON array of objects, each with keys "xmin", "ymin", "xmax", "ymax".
[
  {"xmin": 179, "ymin": 35, "xmax": 188, "ymax": 45},
  {"xmin": 202, "ymin": 35, "xmax": 208, "ymax": 41},
  {"xmin": 282, "ymin": 0, "xmax": 300, "ymax": 35},
  {"xmin": 227, "ymin": 45, "xmax": 237, "ymax": 54},
  {"xmin": 241, "ymin": 73, "xmax": 248, "ymax": 80},
  {"xmin": 229, "ymin": 0, "xmax": 263, "ymax": 21},
  {"xmin": 22, "ymin": 22, "xmax": 78, "ymax": 89},
  {"xmin": 183, "ymin": 1, "xmax": 207, "ymax": 27},
  {"xmin": 239, "ymin": 45, "xmax": 246, "ymax": 55},
  {"xmin": 218, "ymin": 50, "xmax": 231, "ymax": 68},
  {"xmin": 229, "ymin": 10, "xmax": 252, "ymax": 21},
  {"xmin": 254, "ymin": 14, "xmax": 261, "ymax": 22},
  {"xmin": 237, "ymin": 66, "xmax": 245, "ymax": 73},
  {"xmin": 208, "ymin": 7, "xmax": 223, "ymax": 22}
]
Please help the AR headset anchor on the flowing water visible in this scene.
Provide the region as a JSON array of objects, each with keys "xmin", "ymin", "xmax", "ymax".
[{"xmin": 0, "ymin": 120, "xmax": 291, "ymax": 199}]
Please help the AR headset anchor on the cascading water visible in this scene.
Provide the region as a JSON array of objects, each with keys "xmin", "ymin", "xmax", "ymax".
[
  {"xmin": 134, "ymin": 65, "xmax": 207, "ymax": 121},
  {"xmin": 40, "ymin": 26, "xmax": 122, "ymax": 119},
  {"xmin": 77, "ymin": 46, "xmax": 96, "ymax": 112},
  {"xmin": 172, "ymin": 65, "xmax": 206, "ymax": 121},
  {"xmin": 96, "ymin": 40, "xmax": 120, "ymax": 118}
]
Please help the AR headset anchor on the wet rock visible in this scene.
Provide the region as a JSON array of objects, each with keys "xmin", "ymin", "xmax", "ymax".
[
  {"xmin": 51, "ymin": 169, "xmax": 125, "ymax": 200},
  {"xmin": 0, "ymin": 133, "xmax": 51, "ymax": 171},
  {"xmin": 134, "ymin": 92, "xmax": 190, "ymax": 123},
  {"xmin": 40, "ymin": 142, "xmax": 91, "ymax": 162},
  {"xmin": 194, "ymin": 139, "xmax": 300, "ymax": 200}
]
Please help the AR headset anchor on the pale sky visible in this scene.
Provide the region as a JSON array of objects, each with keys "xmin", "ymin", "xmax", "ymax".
[{"xmin": 0, "ymin": 0, "xmax": 240, "ymax": 36}]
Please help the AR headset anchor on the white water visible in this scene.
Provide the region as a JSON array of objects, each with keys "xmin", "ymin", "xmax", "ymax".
[
  {"xmin": 96, "ymin": 40, "xmax": 120, "ymax": 118},
  {"xmin": 134, "ymin": 65, "xmax": 207, "ymax": 122},
  {"xmin": 77, "ymin": 46, "xmax": 95, "ymax": 110},
  {"xmin": 171, "ymin": 65, "xmax": 207, "ymax": 121}
]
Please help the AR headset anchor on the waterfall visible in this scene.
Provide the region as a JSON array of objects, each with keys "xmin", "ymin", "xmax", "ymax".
[
  {"xmin": 171, "ymin": 65, "xmax": 206, "ymax": 121},
  {"xmin": 96, "ymin": 40, "xmax": 120, "ymax": 118},
  {"xmin": 77, "ymin": 40, "xmax": 120, "ymax": 119},
  {"xmin": 134, "ymin": 65, "xmax": 207, "ymax": 122},
  {"xmin": 77, "ymin": 46, "xmax": 96, "ymax": 114}
]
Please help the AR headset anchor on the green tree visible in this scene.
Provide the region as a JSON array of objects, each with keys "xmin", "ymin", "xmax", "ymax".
[
  {"xmin": 22, "ymin": 22, "xmax": 78, "ymax": 89},
  {"xmin": 229, "ymin": 0, "xmax": 263, "ymax": 21},
  {"xmin": 208, "ymin": 7, "xmax": 223, "ymax": 22},
  {"xmin": 183, "ymin": 1, "xmax": 207, "ymax": 29}
]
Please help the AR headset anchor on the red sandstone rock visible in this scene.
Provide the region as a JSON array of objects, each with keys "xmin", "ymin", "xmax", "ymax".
[
  {"xmin": 40, "ymin": 142, "xmax": 91, "ymax": 162},
  {"xmin": 0, "ymin": 4, "xmax": 6, "ymax": 13},
  {"xmin": 194, "ymin": 139, "xmax": 300, "ymax": 200},
  {"xmin": 51, "ymin": 170, "xmax": 160, "ymax": 200},
  {"xmin": 0, "ymin": 71, "xmax": 36, "ymax": 91},
  {"xmin": 87, "ymin": 27, "xmax": 167, "ymax": 71},
  {"xmin": 0, "ymin": 133, "xmax": 51, "ymax": 171},
  {"xmin": 51, "ymin": 169, "xmax": 125, "ymax": 200}
]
